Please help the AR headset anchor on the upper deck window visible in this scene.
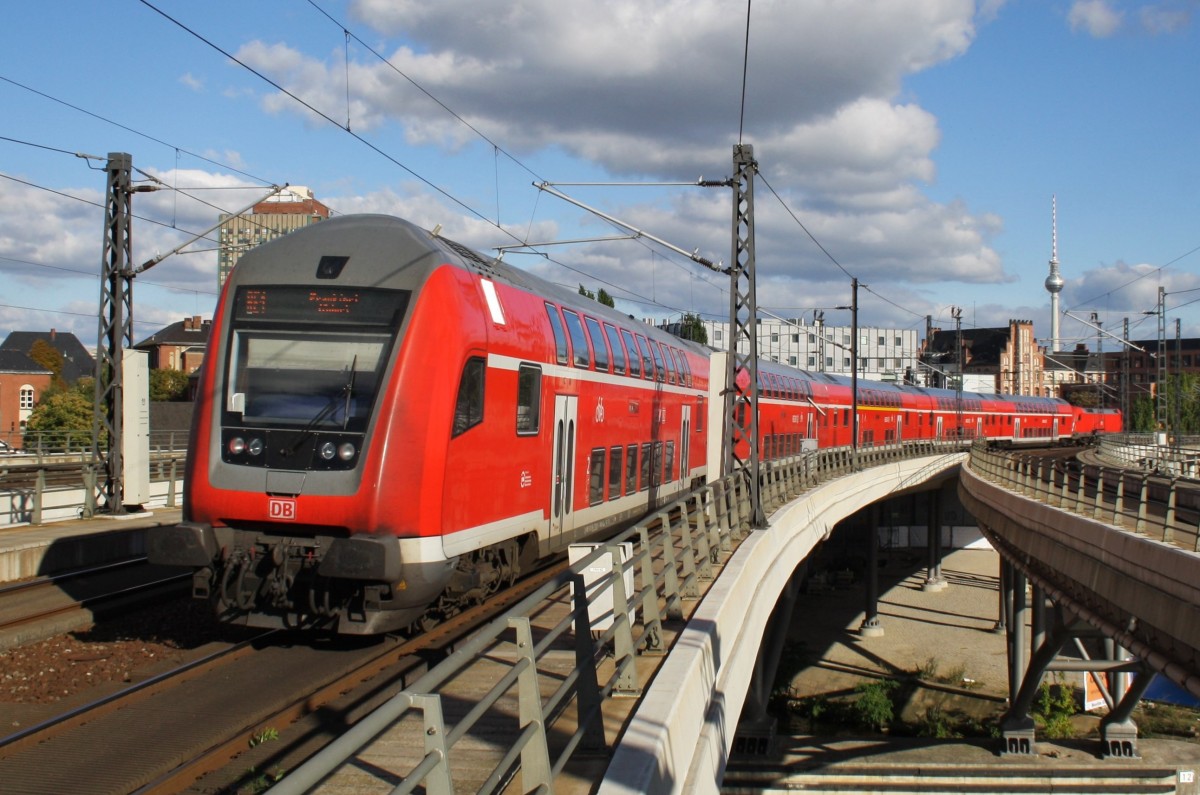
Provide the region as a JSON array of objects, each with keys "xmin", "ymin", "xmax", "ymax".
[
  {"xmin": 621, "ymin": 329, "xmax": 641, "ymax": 378},
  {"xmin": 584, "ymin": 316, "xmax": 610, "ymax": 372},
  {"xmin": 604, "ymin": 323, "xmax": 626, "ymax": 375},
  {"xmin": 635, "ymin": 335, "xmax": 655, "ymax": 379},
  {"xmin": 544, "ymin": 303, "xmax": 569, "ymax": 365},
  {"xmin": 561, "ymin": 309, "xmax": 591, "ymax": 369}
]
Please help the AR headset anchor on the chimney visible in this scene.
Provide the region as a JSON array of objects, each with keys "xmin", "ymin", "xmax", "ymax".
[{"xmin": 50, "ymin": 328, "xmax": 56, "ymax": 341}]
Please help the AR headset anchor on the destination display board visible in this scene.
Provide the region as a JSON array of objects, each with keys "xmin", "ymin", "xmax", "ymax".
[{"xmin": 234, "ymin": 286, "xmax": 408, "ymax": 325}]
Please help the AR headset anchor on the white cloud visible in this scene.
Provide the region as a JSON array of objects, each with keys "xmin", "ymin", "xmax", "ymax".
[
  {"xmin": 179, "ymin": 72, "xmax": 204, "ymax": 92},
  {"xmin": 224, "ymin": 0, "xmax": 1012, "ymax": 302},
  {"xmin": 1068, "ymin": 0, "xmax": 1124, "ymax": 37},
  {"xmin": 1139, "ymin": 4, "xmax": 1193, "ymax": 35}
]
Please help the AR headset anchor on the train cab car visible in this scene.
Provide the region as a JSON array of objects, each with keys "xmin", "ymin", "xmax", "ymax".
[{"xmin": 149, "ymin": 215, "xmax": 710, "ymax": 634}]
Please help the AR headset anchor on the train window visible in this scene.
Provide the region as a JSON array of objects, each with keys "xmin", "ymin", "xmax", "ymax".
[
  {"xmin": 678, "ymin": 351, "xmax": 692, "ymax": 387},
  {"xmin": 626, "ymin": 444, "xmax": 639, "ymax": 493},
  {"xmin": 635, "ymin": 335, "xmax": 655, "ymax": 379},
  {"xmin": 665, "ymin": 441, "xmax": 675, "ymax": 482},
  {"xmin": 650, "ymin": 343, "xmax": 666, "ymax": 382},
  {"xmin": 604, "ymin": 323, "xmax": 627, "ymax": 375},
  {"xmin": 544, "ymin": 303, "xmax": 569, "ymax": 365},
  {"xmin": 589, "ymin": 448, "xmax": 606, "ymax": 506},
  {"xmin": 696, "ymin": 396, "xmax": 705, "ymax": 432},
  {"xmin": 660, "ymin": 343, "xmax": 676, "ymax": 384},
  {"xmin": 516, "ymin": 363, "xmax": 540, "ymax": 435},
  {"xmin": 640, "ymin": 443, "xmax": 652, "ymax": 490},
  {"xmin": 621, "ymin": 329, "xmax": 641, "ymax": 378},
  {"xmin": 584, "ymin": 316, "xmax": 610, "ymax": 372},
  {"xmin": 651, "ymin": 442, "xmax": 663, "ymax": 486},
  {"xmin": 452, "ymin": 357, "xmax": 486, "ymax": 437},
  {"xmin": 561, "ymin": 309, "xmax": 591, "ymax": 368},
  {"xmin": 609, "ymin": 446, "xmax": 623, "ymax": 500}
]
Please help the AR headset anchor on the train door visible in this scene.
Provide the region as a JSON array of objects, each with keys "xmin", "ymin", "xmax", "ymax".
[
  {"xmin": 935, "ymin": 415, "xmax": 944, "ymax": 440},
  {"xmin": 550, "ymin": 395, "xmax": 578, "ymax": 538},
  {"xmin": 1052, "ymin": 417, "xmax": 1060, "ymax": 441},
  {"xmin": 1013, "ymin": 417, "xmax": 1021, "ymax": 442},
  {"xmin": 680, "ymin": 405, "xmax": 691, "ymax": 483}
]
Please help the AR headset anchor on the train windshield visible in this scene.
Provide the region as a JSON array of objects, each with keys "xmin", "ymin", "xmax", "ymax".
[{"xmin": 224, "ymin": 286, "xmax": 408, "ymax": 431}]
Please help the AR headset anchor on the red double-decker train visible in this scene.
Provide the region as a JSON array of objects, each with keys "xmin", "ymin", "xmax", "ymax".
[{"xmin": 149, "ymin": 214, "xmax": 1120, "ymax": 634}]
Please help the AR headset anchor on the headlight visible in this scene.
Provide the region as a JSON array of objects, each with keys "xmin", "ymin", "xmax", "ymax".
[
  {"xmin": 247, "ymin": 437, "xmax": 264, "ymax": 456},
  {"xmin": 319, "ymin": 441, "xmax": 337, "ymax": 460},
  {"xmin": 228, "ymin": 437, "xmax": 246, "ymax": 455},
  {"xmin": 338, "ymin": 442, "xmax": 356, "ymax": 461}
]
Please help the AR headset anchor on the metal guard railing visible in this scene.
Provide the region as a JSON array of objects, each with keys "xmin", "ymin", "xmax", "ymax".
[
  {"xmin": 968, "ymin": 441, "xmax": 1200, "ymax": 552},
  {"xmin": 274, "ymin": 438, "xmax": 967, "ymax": 794}
]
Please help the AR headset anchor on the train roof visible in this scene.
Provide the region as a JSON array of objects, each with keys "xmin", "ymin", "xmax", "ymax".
[
  {"xmin": 752, "ymin": 355, "xmax": 1070, "ymax": 408},
  {"xmin": 228, "ymin": 214, "xmax": 710, "ymax": 357}
]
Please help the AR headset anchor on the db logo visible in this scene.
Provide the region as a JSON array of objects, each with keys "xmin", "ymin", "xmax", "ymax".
[{"xmin": 268, "ymin": 497, "xmax": 297, "ymax": 521}]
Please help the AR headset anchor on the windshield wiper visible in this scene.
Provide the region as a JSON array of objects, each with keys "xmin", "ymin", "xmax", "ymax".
[
  {"xmin": 343, "ymin": 355, "xmax": 357, "ymax": 430},
  {"xmin": 284, "ymin": 357, "xmax": 359, "ymax": 455}
]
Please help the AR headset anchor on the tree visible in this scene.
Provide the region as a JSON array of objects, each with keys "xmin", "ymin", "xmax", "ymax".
[
  {"xmin": 27, "ymin": 339, "xmax": 66, "ymax": 390},
  {"xmin": 150, "ymin": 368, "xmax": 191, "ymax": 401},
  {"xmin": 25, "ymin": 389, "xmax": 94, "ymax": 450},
  {"xmin": 678, "ymin": 312, "xmax": 708, "ymax": 345},
  {"xmin": 579, "ymin": 285, "xmax": 616, "ymax": 308}
]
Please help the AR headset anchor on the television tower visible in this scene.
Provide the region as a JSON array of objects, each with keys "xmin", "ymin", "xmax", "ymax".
[{"xmin": 1044, "ymin": 195, "xmax": 1064, "ymax": 353}]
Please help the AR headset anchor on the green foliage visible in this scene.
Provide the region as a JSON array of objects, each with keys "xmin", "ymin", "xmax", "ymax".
[
  {"xmin": 25, "ymin": 389, "xmax": 94, "ymax": 449},
  {"xmin": 678, "ymin": 312, "xmax": 708, "ymax": 344},
  {"xmin": 149, "ymin": 368, "xmax": 191, "ymax": 401},
  {"xmin": 852, "ymin": 679, "xmax": 898, "ymax": 731},
  {"xmin": 1130, "ymin": 373, "xmax": 1200, "ymax": 434},
  {"xmin": 1131, "ymin": 396, "xmax": 1156, "ymax": 433},
  {"xmin": 917, "ymin": 705, "xmax": 959, "ymax": 738},
  {"xmin": 579, "ymin": 285, "xmax": 616, "ymax": 308},
  {"xmin": 249, "ymin": 727, "xmax": 279, "ymax": 748},
  {"xmin": 1032, "ymin": 677, "xmax": 1076, "ymax": 739}
]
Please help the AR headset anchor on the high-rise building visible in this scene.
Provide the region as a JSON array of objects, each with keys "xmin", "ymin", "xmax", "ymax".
[
  {"xmin": 217, "ymin": 186, "xmax": 331, "ymax": 289},
  {"xmin": 700, "ymin": 316, "xmax": 919, "ymax": 383}
]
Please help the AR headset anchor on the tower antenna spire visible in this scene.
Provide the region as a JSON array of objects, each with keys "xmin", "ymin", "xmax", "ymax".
[{"xmin": 1045, "ymin": 195, "xmax": 1064, "ymax": 352}]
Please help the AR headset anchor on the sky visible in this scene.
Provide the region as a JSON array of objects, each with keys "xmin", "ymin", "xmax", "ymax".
[{"xmin": 1, "ymin": 0, "xmax": 1198, "ymax": 360}]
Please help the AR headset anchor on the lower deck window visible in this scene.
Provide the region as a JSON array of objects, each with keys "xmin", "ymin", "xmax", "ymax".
[
  {"xmin": 626, "ymin": 444, "xmax": 638, "ymax": 494},
  {"xmin": 453, "ymin": 357, "xmax": 486, "ymax": 437},
  {"xmin": 609, "ymin": 446, "xmax": 623, "ymax": 500},
  {"xmin": 516, "ymin": 363, "xmax": 541, "ymax": 434},
  {"xmin": 589, "ymin": 448, "xmax": 605, "ymax": 505}
]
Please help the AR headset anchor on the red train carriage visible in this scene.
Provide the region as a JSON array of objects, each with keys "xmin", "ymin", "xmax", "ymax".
[
  {"xmin": 149, "ymin": 213, "xmax": 1122, "ymax": 635},
  {"xmin": 149, "ymin": 215, "xmax": 710, "ymax": 634}
]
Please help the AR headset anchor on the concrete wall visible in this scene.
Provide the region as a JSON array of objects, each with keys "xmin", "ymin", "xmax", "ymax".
[{"xmin": 599, "ymin": 452, "xmax": 966, "ymax": 795}]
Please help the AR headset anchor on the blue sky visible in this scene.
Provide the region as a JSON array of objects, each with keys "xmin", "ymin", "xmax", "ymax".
[{"xmin": 1, "ymin": 0, "xmax": 1198, "ymax": 358}]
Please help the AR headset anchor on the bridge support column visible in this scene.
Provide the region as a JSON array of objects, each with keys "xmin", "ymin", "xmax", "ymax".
[
  {"xmin": 993, "ymin": 556, "xmax": 1008, "ymax": 634},
  {"xmin": 734, "ymin": 563, "xmax": 807, "ymax": 757},
  {"xmin": 859, "ymin": 503, "xmax": 884, "ymax": 638},
  {"xmin": 922, "ymin": 489, "xmax": 946, "ymax": 592},
  {"xmin": 1100, "ymin": 652, "xmax": 1154, "ymax": 759}
]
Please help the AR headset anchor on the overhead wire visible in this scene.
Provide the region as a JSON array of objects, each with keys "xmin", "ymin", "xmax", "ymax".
[{"xmin": 137, "ymin": 0, "xmax": 716, "ymax": 322}]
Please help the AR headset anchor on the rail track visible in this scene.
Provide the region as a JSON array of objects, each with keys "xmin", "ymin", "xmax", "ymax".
[
  {"xmin": 0, "ymin": 542, "xmax": 588, "ymax": 794},
  {"xmin": 0, "ymin": 558, "xmax": 192, "ymax": 649}
]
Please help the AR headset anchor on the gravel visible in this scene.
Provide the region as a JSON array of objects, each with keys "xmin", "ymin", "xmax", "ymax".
[{"xmin": 0, "ymin": 599, "xmax": 228, "ymax": 705}]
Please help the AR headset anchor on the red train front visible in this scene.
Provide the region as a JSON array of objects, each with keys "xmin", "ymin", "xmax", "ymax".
[{"xmin": 148, "ymin": 214, "xmax": 711, "ymax": 633}]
